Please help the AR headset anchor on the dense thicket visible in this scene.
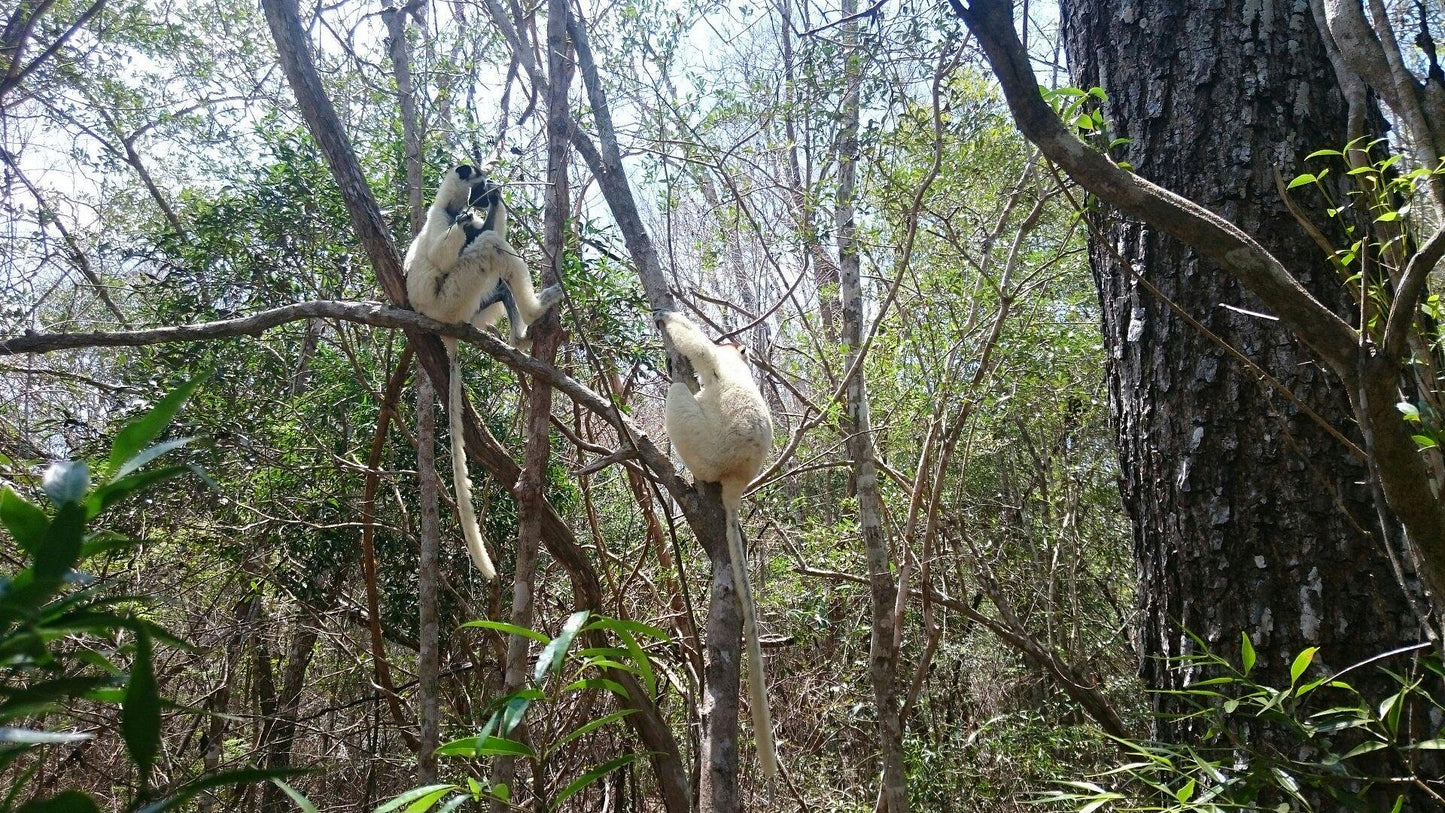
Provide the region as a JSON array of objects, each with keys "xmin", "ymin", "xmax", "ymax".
[{"xmin": 3, "ymin": 0, "xmax": 1442, "ymax": 809}]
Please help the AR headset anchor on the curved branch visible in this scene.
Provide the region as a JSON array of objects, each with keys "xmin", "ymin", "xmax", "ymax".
[{"xmin": 951, "ymin": 0, "xmax": 1359, "ymax": 377}]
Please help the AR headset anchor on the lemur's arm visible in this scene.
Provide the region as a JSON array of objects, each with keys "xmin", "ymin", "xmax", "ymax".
[
  {"xmin": 425, "ymin": 218, "xmax": 471, "ymax": 271},
  {"xmin": 654, "ymin": 311, "xmax": 717, "ymax": 378}
]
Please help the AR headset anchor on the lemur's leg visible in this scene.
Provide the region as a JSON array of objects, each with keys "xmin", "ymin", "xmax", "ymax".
[{"xmin": 475, "ymin": 279, "xmax": 525, "ymax": 344}]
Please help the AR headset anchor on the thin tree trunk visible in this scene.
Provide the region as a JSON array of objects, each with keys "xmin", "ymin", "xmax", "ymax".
[
  {"xmin": 493, "ymin": 1, "xmax": 572, "ymax": 802},
  {"xmin": 835, "ymin": 7, "xmax": 906, "ymax": 809},
  {"xmin": 417, "ymin": 365, "xmax": 441, "ymax": 782}
]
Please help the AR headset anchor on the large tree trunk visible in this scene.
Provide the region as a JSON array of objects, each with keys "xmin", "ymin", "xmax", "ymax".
[{"xmin": 1059, "ymin": 0, "xmax": 1425, "ymax": 734}]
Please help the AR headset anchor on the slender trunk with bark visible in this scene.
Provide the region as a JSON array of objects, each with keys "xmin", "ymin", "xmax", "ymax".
[
  {"xmin": 417, "ymin": 367, "xmax": 441, "ymax": 782},
  {"xmin": 836, "ymin": 8, "xmax": 906, "ymax": 809},
  {"xmin": 1060, "ymin": 0, "xmax": 1425, "ymax": 743}
]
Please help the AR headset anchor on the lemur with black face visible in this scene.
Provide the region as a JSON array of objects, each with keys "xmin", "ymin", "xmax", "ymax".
[
  {"xmin": 404, "ymin": 164, "xmax": 564, "ymax": 578},
  {"xmin": 655, "ymin": 310, "xmax": 778, "ymax": 781}
]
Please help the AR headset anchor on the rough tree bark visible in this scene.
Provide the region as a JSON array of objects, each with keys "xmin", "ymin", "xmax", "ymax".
[{"xmin": 1058, "ymin": 0, "xmax": 1424, "ymax": 732}]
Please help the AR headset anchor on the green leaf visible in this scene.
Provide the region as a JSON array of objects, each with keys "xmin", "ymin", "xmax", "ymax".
[
  {"xmin": 564, "ymin": 677, "xmax": 629, "ymax": 697},
  {"xmin": 555, "ymin": 710, "xmax": 636, "ymax": 749},
  {"xmin": 111, "ymin": 437, "xmax": 196, "ymax": 482},
  {"xmin": 585, "ymin": 617, "xmax": 670, "ymax": 642},
  {"xmin": 1413, "ymin": 434, "xmax": 1439, "ymax": 450},
  {"xmin": 1287, "ymin": 173, "xmax": 1317, "ymax": 189},
  {"xmin": 0, "ymin": 487, "xmax": 47, "ymax": 555},
  {"xmin": 107, "ymin": 373, "xmax": 208, "ymax": 478},
  {"xmin": 616, "ymin": 628, "xmax": 655, "ymax": 696},
  {"xmin": 1406, "ymin": 738, "xmax": 1445, "ymax": 749},
  {"xmin": 1398, "ymin": 402, "xmax": 1422, "ymax": 423},
  {"xmin": 1306, "ymin": 148, "xmax": 1344, "ymax": 160},
  {"xmin": 534, "ymin": 611, "xmax": 589, "ymax": 685},
  {"xmin": 271, "ymin": 780, "xmax": 319, "ymax": 813},
  {"xmin": 17, "ymin": 791, "xmax": 100, "ymax": 813},
  {"xmin": 500, "ymin": 695, "xmax": 531, "ymax": 736},
  {"xmin": 403, "ymin": 787, "xmax": 456, "ymax": 813},
  {"xmin": 136, "ymin": 767, "xmax": 312, "ymax": 812},
  {"xmin": 374, "ymin": 785, "xmax": 460, "ymax": 813},
  {"xmin": 458, "ymin": 620, "xmax": 550, "ymax": 644},
  {"xmin": 552, "ymin": 754, "xmax": 638, "ymax": 808},
  {"xmin": 1240, "ymin": 632, "xmax": 1256, "ymax": 675},
  {"xmin": 1175, "ymin": 778, "xmax": 1196, "ymax": 803},
  {"xmin": 1289, "ymin": 647, "xmax": 1318, "ymax": 684},
  {"xmin": 121, "ymin": 628, "xmax": 161, "ymax": 788},
  {"xmin": 86, "ymin": 465, "xmax": 191, "ymax": 520},
  {"xmin": 35, "ymin": 504, "xmax": 86, "ymax": 581}
]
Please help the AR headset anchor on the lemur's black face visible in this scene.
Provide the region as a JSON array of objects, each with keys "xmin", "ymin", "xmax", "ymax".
[{"xmin": 456, "ymin": 164, "xmax": 477, "ymax": 180}]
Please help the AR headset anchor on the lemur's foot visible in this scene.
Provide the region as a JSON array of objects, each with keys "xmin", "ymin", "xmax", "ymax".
[{"xmin": 538, "ymin": 284, "xmax": 564, "ymax": 311}]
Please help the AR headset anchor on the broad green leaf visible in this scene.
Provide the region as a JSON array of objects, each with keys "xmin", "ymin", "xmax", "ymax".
[
  {"xmin": 1289, "ymin": 647, "xmax": 1318, "ymax": 684},
  {"xmin": 403, "ymin": 787, "xmax": 456, "ymax": 813},
  {"xmin": 136, "ymin": 767, "xmax": 312, "ymax": 812},
  {"xmin": 35, "ymin": 504, "xmax": 85, "ymax": 581},
  {"xmin": 564, "ymin": 677, "xmax": 629, "ymax": 697},
  {"xmin": 1398, "ymin": 402, "xmax": 1422, "ymax": 423},
  {"xmin": 616, "ymin": 628, "xmax": 655, "ymax": 696},
  {"xmin": 1175, "ymin": 778, "xmax": 1196, "ymax": 803},
  {"xmin": 1287, "ymin": 173, "xmax": 1316, "ymax": 189},
  {"xmin": 458, "ymin": 620, "xmax": 550, "ymax": 644},
  {"xmin": 111, "ymin": 437, "xmax": 196, "ymax": 482},
  {"xmin": 552, "ymin": 754, "xmax": 638, "ymax": 808},
  {"xmin": 1240, "ymin": 632, "xmax": 1255, "ymax": 675},
  {"xmin": 534, "ymin": 611, "xmax": 589, "ymax": 685},
  {"xmin": 374, "ymin": 785, "xmax": 459, "ymax": 813},
  {"xmin": 0, "ymin": 487, "xmax": 47, "ymax": 554},
  {"xmin": 1306, "ymin": 148, "xmax": 1344, "ymax": 160},
  {"xmin": 585, "ymin": 617, "xmax": 670, "ymax": 642},
  {"xmin": 1407, "ymin": 738, "xmax": 1445, "ymax": 749},
  {"xmin": 122, "ymin": 628, "xmax": 161, "ymax": 787},
  {"xmin": 500, "ymin": 696, "xmax": 531, "ymax": 736},
  {"xmin": 107, "ymin": 373, "xmax": 208, "ymax": 477},
  {"xmin": 271, "ymin": 779, "xmax": 319, "ymax": 813},
  {"xmin": 555, "ymin": 709, "xmax": 636, "ymax": 749},
  {"xmin": 86, "ymin": 465, "xmax": 191, "ymax": 520},
  {"xmin": 491, "ymin": 783, "xmax": 510, "ymax": 802}
]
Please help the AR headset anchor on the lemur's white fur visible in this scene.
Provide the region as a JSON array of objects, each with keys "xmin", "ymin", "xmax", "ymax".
[
  {"xmin": 657, "ymin": 310, "xmax": 777, "ymax": 781},
  {"xmin": 404, "ymin": 165, "xmax": 563, "ymax": 579}
]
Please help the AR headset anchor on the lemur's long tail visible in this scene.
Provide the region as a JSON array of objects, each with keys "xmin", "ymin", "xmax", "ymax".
[
  {"xmin": 726, "ymin": 507, "xmax": 778, "ymax": 781},
  {"xmin": 446, "ymin": 339, "xmax": 497, "ymax": 579}
]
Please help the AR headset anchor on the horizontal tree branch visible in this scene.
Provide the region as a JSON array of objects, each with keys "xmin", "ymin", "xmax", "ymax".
[{"xmin": 0, "ymin": 299, "xmax": 687, "ymax": 496}]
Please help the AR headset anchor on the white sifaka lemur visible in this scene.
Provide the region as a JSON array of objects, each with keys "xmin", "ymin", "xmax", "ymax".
[
  {"xmin": 655, "ymin": 309, "xmax": 778, "ymax": 781},
  {"xmin": 404, "ymin": 164, "xmax": 564, "ymax": 579}
]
